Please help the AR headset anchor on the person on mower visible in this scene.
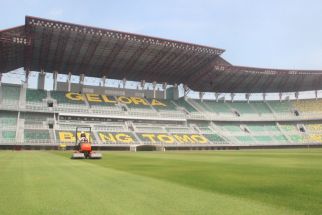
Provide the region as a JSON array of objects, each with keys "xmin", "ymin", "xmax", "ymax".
[{"xmin": 78, "ymin": 132, "xmax": 89, "ymax": 150}]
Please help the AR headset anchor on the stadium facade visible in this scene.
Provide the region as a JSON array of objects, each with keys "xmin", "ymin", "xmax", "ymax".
[{"xmin": 1, "ymin": 16, "xmax": 322, "ymax": 151}]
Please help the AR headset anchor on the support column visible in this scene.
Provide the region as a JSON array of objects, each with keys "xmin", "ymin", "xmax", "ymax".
[
  {"xmin": 152, "ymin": 81, "xmax": 157, "ymax": 98},
  {"xmin": 38, "ymin": 69, "xmax": 46, "ymax": 90},
  {"xmin": 183, "ymin": 84, "xmax": 190, "ymax": 98},
  {"xmin": 140, "ymin": 80, "xmax": 145, "ymax": 90},
  {"xmin": 295, "ymin": 91, "xmax": 299, "ymax": 101},
  {"xmin": 25, "ymin": 69, "xmax": 30, "ymax": 87},
  {"xmin": 79, "ymin": 74, "xmax": 85, "ymax": 93},
  {"xmin": 53, "ymin": 71, "xmax": 58, "ymax": 91},
  {"xmin": 101, "ymin": 76, "xmax": 106, "ymax": 87},
  {"xmin": 162, "ymin": 82, "xmax": 167, "ymax": 99},
  {"xmin": 315, "ymin": 90, "xmax": 318, "ymax": 100},
  {"xmin": 231, "ymin": 93, "xmax": 235, "ymax": 102},
  {"xmin": 123, "ymin": 78, "xmax": 127, "ymax": 89},
  {"xmin": 279, "ymin": 92, "xmax": 283, "ymax": 102},
  {"xmin": 67, "ymin": 72, "xmax": 72, "ymax": 92},
  {"xmin": 263, "ymin": 93, "xmax": 266, "ymax": 101},
  {"xmin": 0, "ymin": 73, "xmax": 2, "ymax": 85},
  {"xmin": 215, "ymin": 93, "xmax": 220, "ymax": 102},
  {"xmin": 245, "ymin": 93, "xmax": 251, "ymax": 103},
  {"xmin": 199, "ymin": 92, "xmax": 205, "ymax": 102}
]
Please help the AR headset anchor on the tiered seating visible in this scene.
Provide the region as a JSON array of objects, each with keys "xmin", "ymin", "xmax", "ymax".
[
  {"xmin": 147, "ymin": 99, "xmax": 177, "ymax": 111},
  {"xmin": 2, "ymin": 131, "xmax": 16, "ymax": 139},
  {"xmin": 51, "ymin": 91, "xmax": 85, "ymax": 105},
  {"xmin": 0, "ymin": 111, "xmax": 17, "ymax": 126},
  {"xmin": 2, "ymin": 85, "xmax": 20, "ymax": 101},
  {"xmin": 247, "ymin": 124, "xmax": 279, "ymax": 132},
  {"xmin": 274, "ymin": 135, "xmax": 288, "ymax": 142},
  {"xmin": 254, "ymin": 136, "xmax": 273, "ymax": 142},
  {"xmin": 306, "ymin": 123, "xmax": 322, "ymax": 132},
  {"xmin": 267, "ymin": 101, "xmax": 292, "ymax": 113},
  {"xmin": 252, "ymin": 102, "xmax": 272, "ymax": 114},
  {"xmin": 26, "ymin": 89, "xmax": 47, "ymax": 102},
  {"xmin": 24, "ymin": 130, "xmax": 50, "ymax": 141},
  {"xmin": 280, "ymin": 124, "xmax": 297, "ymax": 131},
  {"xmin": 203, "ymin": 134, "xmax": 225, "ymax": 143},
  {"xmin": 289, "ymin": 135, "xmax": 305, "ymax": 143},
  {"xmin": 228, "ymin": 102, "xmax": 254, "ymax": 114},
  {"xmin": 292, "ymin": 99, "xmax": 322, "ymax": 113},
  {"xmin": 126, "ymin": 97, "xmax": 153, "ymax": 110},
  {"xmin": 236, "ymin": 135, "xmax": 254, "ymax": 143},
  {"xmin": 220, "ymin": 124, "xmax": 241, "ymax": 132},
  {"xmin": 174, "ymin": 98, "xmax": 197, "ymax": 112},
  {"xmin": 202, "ymin": 101, "xmax": 232, "ymax": 114}
]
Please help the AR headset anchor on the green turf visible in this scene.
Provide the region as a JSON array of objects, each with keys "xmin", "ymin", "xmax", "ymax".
[{"xmin": 0, "ymin": 149, "xmax": 322, "ymax": 215}]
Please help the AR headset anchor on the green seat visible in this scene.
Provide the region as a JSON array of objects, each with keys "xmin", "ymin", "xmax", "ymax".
[
  {"xmin": 267, "ymin": 101, "xmax": 292, "ymax": 113},
  {"xmin": 2, "ymin": 131, "xmax": 16, "ymax": 139},
  {"xmin": 24, "ymin": 130, "xmax": 50, "ymax": 140},
  {"xmin": 2, "ymin": 85, "xmax": 20, "ymax": 100},
  {"xmin": 274, "ymin": 135, "xmax": 288, "ymax": 142},
  {"xmin": 254, "ymin": 136, "xmax": 273, "ymax": 142},
  {"xmin": 26, "ymin": 89, "xmax": 47, "ymax": 102},
  {"xmin": 289, "ymin": 135, "xmax": 304, "ymax": 143},
  {"xmin": 203, "ymin": 134, "xmax": 225, "ymax": 143},
  {"xmin": 236, "ymin": 136, "xmax": 254, "ymax": 142},
  {"xmin": 147, "ymin": 99, "xmax": 177, "ymax": 111},
  {"xmin": 174, "ymin": 99, "xmax": 197, "ymax": 112},
  {"xmin": 51, "ymin": 91, "xmax": 85, "ymax": 105},
  {"xmin": 202, "ymin": 101, "xmax": 231, "ymax": 114},
  {"xmin": 252, "ymin": 102, "xmax": 272, "ymax": 114},
  {"xmin": 228, "ymin": 102, "xmax": 253, "ymax": 114}
]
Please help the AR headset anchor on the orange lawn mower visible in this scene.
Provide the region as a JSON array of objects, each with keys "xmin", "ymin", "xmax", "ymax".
[{"xmin": 71, "ymin": 127, "xmax": 102, "ymax": 159}]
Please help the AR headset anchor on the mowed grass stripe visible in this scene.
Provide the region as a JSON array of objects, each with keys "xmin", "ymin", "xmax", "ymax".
[
  {"xmin": 0, "ymin": 151, "xmax": 302, "ymax": 215},
  {"xmin": 66, "ymin": 149, "xmax": 322, "ymax": 215}
]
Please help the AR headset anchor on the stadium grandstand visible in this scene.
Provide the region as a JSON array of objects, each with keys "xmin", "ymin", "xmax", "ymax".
[{"xmin": 1, "ymin": 16, "xmax": 322, "ymax": 151}]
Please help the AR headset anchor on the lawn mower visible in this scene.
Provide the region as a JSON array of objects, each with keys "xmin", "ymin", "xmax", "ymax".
[{"xmin": 71, "ymin": 126, "xmax": 102, "ymax": 159}]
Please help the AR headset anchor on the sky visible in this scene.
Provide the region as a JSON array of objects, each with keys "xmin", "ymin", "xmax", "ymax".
[{"xmin": 1, "ymin": 0, "xmax": 322, "ymax": 99}]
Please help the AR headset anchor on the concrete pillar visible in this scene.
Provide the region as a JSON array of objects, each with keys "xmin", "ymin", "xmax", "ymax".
[
  {"xmin": 140, "ymin": 80, "xmax": 145, "ymax": 90},
  {"xmin": 183, "ymin": 84, "xmax": 189, "ymax": 98},
  {"xmin": 152, "ymin": 81, "xmax": 157, "ymax": 98},
  {"xmin": 199, "ymin": 92, "xmax": 205, "ymax": 102},
  {"xmin": 67, "ymin": 72, "xmax": 72, "ymax": 92},
  {"xmin": 79, "ymin": 74, "xmax": 85, "ymax": 93},
  {"xmin": 162, "ymin": 82, "xmax": 167, "ymax": 99},
  {"xmin": 245, "ymin": 93, "xmax": 251, "ymax": 103},
  {"xmin": 53, "ymin": 71, "xmax": 58, "ymax": 91},
  {"xmin": 263, "ymin": 93, "xmax": 266, "ymax": 101},
  {"xmin": 25, "ymin": 69, "xmax": 30, "ymax": 87},
  {"xmin": 231, "ymin": 93, "xmax": 235, "ymax": 102},
  {"xmin": 215, "ymin": 93, "xmax": 220, "ymax": 102},
  {"xmin": 38, "ymin": 69, "xmax": 46, "ymax": 90},
  {"xmin": 315, "ymin": 90, "xmax": 318, "ymax": 100},
  {"xmin": 295, "ymin": 91, "xmax": 299, "ymax": 101},
  {"xmin": 0, "ymin": 73, "xmax": 2, "ymax": 85},
  {"xmin": 123, "ymin": 78, "xmax": 127, "ymax": 89},
  {"xmin": 279, "ymin": 92, "xmax": 283, "ymax": 102},
  {"xmin": 101, "ymin": 76, "xmax": 106, "ymax": 87}
]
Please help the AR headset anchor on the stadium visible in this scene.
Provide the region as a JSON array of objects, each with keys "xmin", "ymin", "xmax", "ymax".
[{"xmin": 1, "ymin": 16, "xmax": 322, "ymax": 215}]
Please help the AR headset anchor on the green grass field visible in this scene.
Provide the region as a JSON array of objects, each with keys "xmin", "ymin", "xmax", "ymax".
[{"xmin": 0, "ymin": 149, "xmax": 322, "ymax": 215}]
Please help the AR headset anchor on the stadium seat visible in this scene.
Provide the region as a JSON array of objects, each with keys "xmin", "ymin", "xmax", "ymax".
[
  {"xmin": 292, "ymin": 99, "xmax": 322, "ymax": 113},
  {"xmin": 174, "ymin": 98, "xmax": 197, "ymax": 112},
  {"xmin": 1, "ymin": 85, "xmax": 21, "ymax": 101},
  {"xmin": 26, "ymin": 89, "xmax": 47, "ymax": 102},
  {"xmin": 51, "ymin": 91, "xmax": 86, "ymax": 105},
  {"xmin": 267, "ymin": 101, "xmax": 292, "ymax": 113},
  {"xmin": 24, "ymin": 130, "xmax": 50, "ymax": 141}
]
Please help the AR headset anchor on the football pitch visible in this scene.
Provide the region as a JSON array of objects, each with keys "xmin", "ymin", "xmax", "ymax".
[{"xmin": 0, "ymin": 149, "xmax": 322, "ymax": 215}]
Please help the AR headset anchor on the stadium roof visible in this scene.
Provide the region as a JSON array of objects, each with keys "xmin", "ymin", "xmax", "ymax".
[{"xmin": 1, "ymin": 16, "xmax": 322, "ymax": 93}]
